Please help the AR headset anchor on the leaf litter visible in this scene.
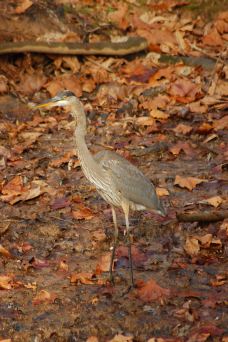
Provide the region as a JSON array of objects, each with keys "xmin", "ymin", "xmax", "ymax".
[{"xmin": 0, "ymin": 1, "xmax": 227, "ymax": 341}]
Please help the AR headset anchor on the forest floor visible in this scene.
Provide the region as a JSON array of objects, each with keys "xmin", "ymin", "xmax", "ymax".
[{"xmin": 0, "ymin": 1, "xmax": 227, "ymax": 341}]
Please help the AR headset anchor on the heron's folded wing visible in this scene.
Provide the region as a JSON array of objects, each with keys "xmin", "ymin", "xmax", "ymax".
[{"xmin": 96, "ymin": 150, "xmax": 158, "ymax": 209}]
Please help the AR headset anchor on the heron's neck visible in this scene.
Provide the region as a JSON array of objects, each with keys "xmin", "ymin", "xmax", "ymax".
[{"xmin": 71, "ymin": 104, "xmax": 103, "ymax": 185}]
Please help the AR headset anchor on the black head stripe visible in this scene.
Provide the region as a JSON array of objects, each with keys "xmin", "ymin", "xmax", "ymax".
[{"xmin": 56, "ymin": 90, "xmax": 76, "ymax": 98}]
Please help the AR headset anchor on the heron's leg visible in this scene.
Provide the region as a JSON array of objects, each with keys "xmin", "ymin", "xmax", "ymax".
[
  {"xmin": 110, "ymin": 205, "xmax": 118, "ymax": 284},
  {"xmin": 122, "ymin": 201, "xmax": 134, "ymax": 287}
]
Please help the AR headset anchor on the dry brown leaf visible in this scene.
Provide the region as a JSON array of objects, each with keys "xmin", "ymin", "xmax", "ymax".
[
  {"xmin": 86, "ymin": 337, "xmax": 99, "ymax": 342},
  {"xmin": 17, "ymin": 72, "xmax": 47, "ymax": 95},
  {"xmin": 215, "ymin": 80, "xmax": 228, "ymax": 97},
  {"xmin": 72, "ymin": 205, "xmax": 95, "ymax": 220},
  {"xmin": 14, "ymin": 0, "xmax": 33, "ymax": 14},
  {"xmin": 108, "ymin": 334, "xmax": 133, "ymax": 342},
  {"xmin": 150, "ymin": 109, "xmax": 169, "ymax": 120},
  {"xmin": 45, "ymin": 75, "xmax": 82, "ymax": 98},
  {"xmin": 173, "ymin": 124, "xmax": 192, "ymax": 134},
  {"xmin": 184, "ymin": 237, "xmax": 200, "ymax": 256},
  {"xmin": 0, "ymin": 75, "xmax": 8, "ymax": 93},
  {"xmin": 169, "ymin": 142, "xmax": 194, "ymax": 156},
  {"xmin": 96, "ymin": 253, "xmax": 111, "ymax": 274},
  {"xmin": 0, "ymin": 245, "xmax": 12, "ymax": 258},
  {"xmin": 53, "ymin": 56, "xmax": 80, "ymax": 73},
  {"xmin": 156, "ymin": 187, "xmax": 169, "ymax": 196},
  {"xmin": 0, "ymin": 275, "xmax": 13, "ymax": 290},
  {"xmin": 201, "ymin": 196, "xmax": 223, "ymax": 208},
  {"xmin": 82, "ymin": 78, "xmax": 96, "ymax": 93},
  {"xmin": 174, "ymin": 175, "xmax": 206, "ymax": 191},
  {"xmin": 92, "ymin": 229, "xmax": 106, "ymax": 243},
  {"xmin": 140, "ymin": 95, "xmax": 170, "ymax": 111},
  {"xmin": 203, "ymin": 28, "xmax": 223, "ymax": 46},
  {"xmin": 137, "ymin": 279, "xmax": 170, "ymax": 302},
  {"xmin": 70, "ymin": 272, "xmax": 95, "ymax": 285},
  {"xmin": 188, "ymin": 101, "xmax": 208, "ymax": 114},
  {"xmin": 135, "ymin": 116, "xmax": 155, "ymax": 126},
  {"xmin": 0, "ymin": 178, "xmax": 50, "ymax": 205},
  {"xmin": 211, "ymin": 274, "xmax": 226, "ymax": 287},
  {"xmin": 169, "ymin": 79, "xmax": 201, "ymax": 103},
  {"xmin": 197, "ymin": 234, "xmax": 213, "ymax": 248},
  {"xmin": 213, "ymin": 116, "xmax": 228, "ymax": 131},
  {"xmin": 33, "ymin": 290, "xmax": 57, "ymax": 305},
  {"xmin": 49, "ymin": 150, "xmax": 76, "ymax": 168},
  {"xmin": 24, "ymin": 282, "xmax": 37, "ymax": 290},
  {"xmin": 197, "ymin": 122, "xmax": 213, "ymax": 134},
  {"xmin": 59, "ymin": 260, "xmax": 69, "ymax": 272},
  {"xmin": 175, "ymin": 30, "xmax": 188, "ymax": 53},
  {"xmin": 108, "ymin": 4, "xmax": 129, "ymax": 30}
]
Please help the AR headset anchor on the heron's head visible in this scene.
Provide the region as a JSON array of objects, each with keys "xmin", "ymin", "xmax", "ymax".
[
  {"xmin": 33, "ymin": 90, "xmax": 86, "ymax": 129},
  {"xmin": 33, "ymin": 90, "xmax": 78, "ymax": 110}
]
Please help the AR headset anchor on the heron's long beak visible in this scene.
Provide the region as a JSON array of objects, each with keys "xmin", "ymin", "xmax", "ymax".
[{"xmin": 33, "ymin": 95, "xmax": 69, "ymax": 110}]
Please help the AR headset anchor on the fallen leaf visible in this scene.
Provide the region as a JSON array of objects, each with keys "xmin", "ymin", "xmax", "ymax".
[
  {"xmin": 173, "ymin": 124, "xmax": 192, "ymax": 135},
  {"xmin": 0, "ymin": 245, "xmax": 12, "ymax": 258},
  {"xmin": 203, "ymin": 28, "xmax": 223, "ymax": 46},
  {"xmin": 96, "ymin": 253, "xmax": 111, "ymax": 274},
  {"xmin": 174, "ymin": 175, "xmax": 206, "ymax": 191},
  {"xmin": 59, "ymin": 260, "xmax": 69, "ymax": 272},
  {"xmin": 156, "ymin": 187, "xmax": 169, "ymax": 196},
  {"xmin": 211, "ymin": 274, "xmax": 226, "ymax": 287},
  {"xmin": 108, "ymin": 334, "xmax": 133, "ymax": 342},
  {"xmin": 49, "ymin": 150, "xmax": 76, "ymax": 168},
  {"xmin": 135, "ymin": 116, "xmax": 155, "ymax": 126},
  {"xmin": 51, "ymin": 197, "xmax": 71, "ymax": 210},
  {"xmin": 184, "ymin": 237, "xmax": 200, "ymax": 256},
  {"xmin": 0, "ymin": 179, "xmax": 50, "ymax": 205},
  {"xmin": 82, "ymin": 78, "xmax": 96, "ymax": 93},
  {"xmin": 196, "ymin": 122, "xmax": 213, "ymax": 134},
  {"xmin": 188, "ymin": 101, "xmax": 208, "ymax": 114},
  {"xmin": 200, "ymin": 196, "xmax": 223, "ymax": 208},
  {"xmin": 24, "ymin": 282, "xmax": 37, "ymax": 290},
  {"xmin": 45, "ymin": 74, "xmax": 82, "ymax": 98},
  {"xmin": 169, "ymin": 142, "xmax": 194, "ymax": 156},
  {"xmin": 86, "ymin": 337, "xmax": 99, "ymax": 342},
  {"xmin": 0, "ymin": 75, "xmax": 8, "ymax": 93},
  {"xmin": 108, "ymin": 3, "xmax": 129, "ymax": 30},
  {"xmin": 213, "ymin": 116, "xmax": 228, "ymax": 131},
  {"xmin": 0, "ymin": 275, "xmax": 13, "ymax": 290},
  {"xmin": 116, "ymin": 245, "xmax": 147, "ymax": 267},
  {"xmin": 14, "ymin": 0, "xmax": 33, "ymax": 14},
  {"xmin": 17, "ymin": 72, "xmax": 47, "ymax": 95},
  {"xmin": 92, "ymin": 229, "xmax": 106, "ymax": 243},
  {"xmin": 31, "ymin": 258, "xmax": 50, "ymax": 269},
  {"xmin": 53, "ymin": 56, "xmax": 80, "ymax": 73},
  {"xmin": 70, "ymin": 272, "xmax": 96, "ymax": 285},
  {"xmin": 32, "ymin": 290, "xmax": 57, "ymax": 305},
  {"xmin": 72, "ymin": 205, "xmax": 95, "ymax": 220},
  {"xmin": 150, "ymin": 109, "xmax": 169, "ymax": 120},
  {"xmin": 137, "ymin": 279, "xmax": 170, "ymax": 302},
  {"xmin": 169, "ymin": 79, "xmax": 201, "ymax": 103},
  {"xmin": 125, "ymin": 64, "xmax": 157, "ymax": 83}
]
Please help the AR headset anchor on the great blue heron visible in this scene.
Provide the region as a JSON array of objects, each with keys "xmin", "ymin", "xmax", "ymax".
[{"xmin": 34, "ymin": 90, "xmax": 166, "ymax": 286}]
